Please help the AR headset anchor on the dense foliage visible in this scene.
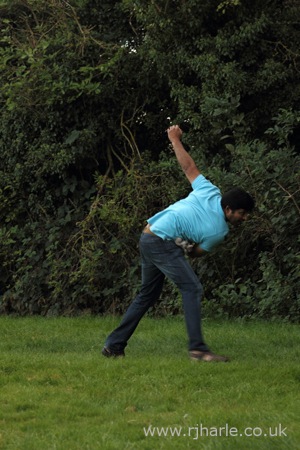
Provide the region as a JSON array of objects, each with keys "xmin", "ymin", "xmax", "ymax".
[{"xmin": 0, "ymin": 0, "xmax": 299, "ymax": 320}]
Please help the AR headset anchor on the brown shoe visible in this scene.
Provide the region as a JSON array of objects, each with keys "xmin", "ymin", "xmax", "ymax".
[{"xmin": 189, "ymin": 350, "xmax": 229, "ymax": 362}]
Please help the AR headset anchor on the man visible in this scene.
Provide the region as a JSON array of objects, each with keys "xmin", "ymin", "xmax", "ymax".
[{"xmin": 102, "ymin": 125, "xmax": 255, "ymax": 362}]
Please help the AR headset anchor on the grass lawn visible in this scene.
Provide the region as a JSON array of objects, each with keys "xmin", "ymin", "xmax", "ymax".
[{"xmin": 0, "ymin": 316, "xmax": 299, "ymax": 449}]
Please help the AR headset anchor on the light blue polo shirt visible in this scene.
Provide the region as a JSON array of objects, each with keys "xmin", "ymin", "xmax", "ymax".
[{"xmin": 147, "ymin": 175, "xmax": 229, "ymax": 252}]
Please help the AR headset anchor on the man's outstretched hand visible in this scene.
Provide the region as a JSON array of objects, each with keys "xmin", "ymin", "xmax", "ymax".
[{"xmin": 167, "ymin": 125, "xmax": 183, "ymax": 143}]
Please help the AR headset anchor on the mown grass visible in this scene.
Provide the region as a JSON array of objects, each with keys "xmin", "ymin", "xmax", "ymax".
[{"xmin": 0, "ymin": 316, "xmax": 299, "ymax": 449}]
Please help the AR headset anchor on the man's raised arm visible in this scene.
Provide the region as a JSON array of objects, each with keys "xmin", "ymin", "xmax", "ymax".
[{"xmin": 167, "ymin": 125, "xmax": 200, "ymax": 184}]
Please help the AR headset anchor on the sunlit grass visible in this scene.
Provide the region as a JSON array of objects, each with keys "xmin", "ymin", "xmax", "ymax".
[{"xmin": 0, "ymin": 316, "xmax": 299, "ymax": 449}]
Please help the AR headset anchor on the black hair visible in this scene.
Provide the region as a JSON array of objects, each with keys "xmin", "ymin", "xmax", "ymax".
[{"xmin": 221, "ymin": 188, "xmax": 255, "ymax": 212}]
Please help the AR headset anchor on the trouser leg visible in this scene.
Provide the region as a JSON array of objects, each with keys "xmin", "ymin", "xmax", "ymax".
[
  {"xmin": 105, "ymin": 248, "xmax": 165, "ymax": 352},
  {"xmin": 155, "ymin": 245, "xmax": 209, "ymax": 352}
]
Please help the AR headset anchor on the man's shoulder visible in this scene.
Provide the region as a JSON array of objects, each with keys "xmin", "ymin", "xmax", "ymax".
[{"xmin": 191, "ymin": 174, "xmax": 220, "ymax": 193}]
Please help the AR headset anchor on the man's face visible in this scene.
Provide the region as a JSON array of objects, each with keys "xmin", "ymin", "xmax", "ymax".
[{"xmin": 224, "ymin": 207, "xmax": 250, "ymax": 227}]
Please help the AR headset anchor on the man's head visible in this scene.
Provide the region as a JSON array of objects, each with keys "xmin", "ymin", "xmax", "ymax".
[{"xmin": 221, "ymin": 188, "xmax": 255, "ymax": 227}]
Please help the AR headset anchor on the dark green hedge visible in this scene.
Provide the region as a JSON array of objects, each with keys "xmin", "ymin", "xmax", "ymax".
[{"xmin": 0, "ymin": 0, "xmax": 299, "ymax": 320}]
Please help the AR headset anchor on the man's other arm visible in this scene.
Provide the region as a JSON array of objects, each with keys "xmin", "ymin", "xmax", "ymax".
[{"xmin": 188, "ymin": 245, "xmax": 207, "ymax": 258}]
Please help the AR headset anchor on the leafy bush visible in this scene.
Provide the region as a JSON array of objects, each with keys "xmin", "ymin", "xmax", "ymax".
[
  {"xmin": 200, "ymin": 110, "xmax": 300, "ymax": 321},
  {"xmin": 0, "ymin": 0, "xmax": 299, "ymax": 321}
]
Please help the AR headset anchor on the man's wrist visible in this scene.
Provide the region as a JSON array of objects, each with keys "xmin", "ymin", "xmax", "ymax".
[{"xmin": 170, "ymin": 138, "xmax": 181, "ymax": 146}]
